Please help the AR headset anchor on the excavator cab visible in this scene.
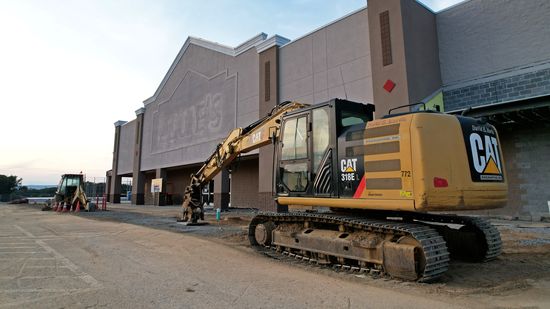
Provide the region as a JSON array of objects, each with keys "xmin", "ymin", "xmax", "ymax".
[{"xmin": 276, "ymin": 98, "xmax": 375, "ymax": 198}]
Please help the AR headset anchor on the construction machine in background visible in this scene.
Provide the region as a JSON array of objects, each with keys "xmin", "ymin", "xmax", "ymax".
[
  {"xmin": 48, "ymin": 174, "xmax": 89, "ymax": 212},
  {"xmin": 181, "ymin": 98, "xmax": 507, "ymax": 282}
]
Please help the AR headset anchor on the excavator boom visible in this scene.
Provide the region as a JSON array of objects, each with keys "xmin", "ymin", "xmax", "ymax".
[{"xmin": 181, "ymin": 101, "xmax": 308, "ymax": 222}]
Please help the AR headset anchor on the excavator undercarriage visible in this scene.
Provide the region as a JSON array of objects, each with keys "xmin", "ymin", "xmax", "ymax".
[{"xmin": 249, "ymin": 211, "xmax": 501, "ymax": 281}]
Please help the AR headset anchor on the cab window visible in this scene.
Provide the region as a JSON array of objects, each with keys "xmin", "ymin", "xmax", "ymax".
[
  {"xmin": 281, "ymin": 116, "xmax": 307, "ymax": 160},
  {"xmin": 341, "ymin": 110, "xmax": 370, "ymax": 127},
  {"xmin": 312, "ymin": 108, "xmax": 329, "ymax": 172}
]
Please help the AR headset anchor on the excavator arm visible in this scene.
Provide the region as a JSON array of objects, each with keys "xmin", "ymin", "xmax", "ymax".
[{"xmin": 181, "ymin": 101, "xmax": 308, "ymax": 223}]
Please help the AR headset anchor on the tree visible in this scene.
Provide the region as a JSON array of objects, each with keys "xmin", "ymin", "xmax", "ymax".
[
  {"xmin": 0, "ymin": 175, "xmax": 22, "ymax": 194},
  {"xmin": 0, "ymin": 174, "xmax": 22, "ymax": 202}
]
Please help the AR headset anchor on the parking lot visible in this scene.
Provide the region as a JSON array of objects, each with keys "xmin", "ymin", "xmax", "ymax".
[{"xmin": 1, "ymin": 203, "xmax": 550, "ymax": 308}]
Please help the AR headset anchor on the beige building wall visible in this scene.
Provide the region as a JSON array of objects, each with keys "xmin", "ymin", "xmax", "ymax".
[
  {"xmin": 140, "ymin": 41, "xmax": 261, "ymax": 172},
  {"xmin": 401, "ymin": 0, "xmax": 441, "ymax": 104},
  {"xmin": 279, "ymin": 8, "xmax": 373, "ymax": 107},
  {"xmin": 117, "ymin": 120, "xmax": 136, "ymax": 176},
  {"xmin": 230, "ymin": 157, "xmax": 259, "ymax": 208},
  {"xmin": 367, "ymin": 0, "xmax": 441, "ymax": 116},
  {"xmin": 257, "ymin": 45, "xmax": 281, "ymax": 210}
]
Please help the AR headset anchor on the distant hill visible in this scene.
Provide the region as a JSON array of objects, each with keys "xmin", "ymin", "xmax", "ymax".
[{"xmin": 26, "ymin": 185, "xmax": 56, "ymax": 190}]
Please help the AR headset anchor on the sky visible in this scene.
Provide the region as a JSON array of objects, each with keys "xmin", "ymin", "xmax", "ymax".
[{"xmin": 0, "ymin": 0, "xmax": 463, "ymax": 185}]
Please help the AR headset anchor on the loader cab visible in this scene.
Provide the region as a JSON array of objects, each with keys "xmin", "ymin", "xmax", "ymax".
[
  {"xmin": 276, "ymin": 99, "xmax": 375, "ymax": 198},
  {"xmin": 55, "ymin": 174, "xmax": 85, "ymax": 203}
]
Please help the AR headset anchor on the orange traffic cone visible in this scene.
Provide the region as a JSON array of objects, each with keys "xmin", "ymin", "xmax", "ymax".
[
  {"xmin": 62, "ymin": 202, "xmax": 69, "ymax": 212},
  {"xmin": 52, "ymin": 202, "xmax": 58, "ymax": 211},
  {"xmin": 74, "ymin": 200, "xmax": 81, "ymax": 213},
  {"xmin": 57, "ymin": 202, "xmax": 63, "ymax": 212}
]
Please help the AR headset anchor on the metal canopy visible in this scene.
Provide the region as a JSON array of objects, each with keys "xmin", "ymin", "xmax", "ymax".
[{"xmin": 450, "ymin": 95, "xmax": 550, "ymax": 126}]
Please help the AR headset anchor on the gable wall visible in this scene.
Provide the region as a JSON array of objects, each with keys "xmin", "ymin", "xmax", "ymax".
[{"xmin": 140, "ymin": 45, "xmax": 259, "ymax": 171}]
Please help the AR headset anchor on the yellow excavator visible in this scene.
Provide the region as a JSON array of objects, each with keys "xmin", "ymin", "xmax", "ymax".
[{"xmin": 181, "ymin": 98, "xmax": 507, "ymax": 282}]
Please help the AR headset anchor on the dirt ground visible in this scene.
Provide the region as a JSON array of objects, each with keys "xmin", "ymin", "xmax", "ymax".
[
  {"xmin": 82, "ymin": 204, "xmax": 550, "ymax": 300},
  {"xmin": 3, "ymin": 203, "xmax": 550, "ymax": 308}
]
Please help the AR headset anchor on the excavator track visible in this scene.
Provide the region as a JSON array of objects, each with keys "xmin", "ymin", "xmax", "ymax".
[
  {"xmin": 469, "ymin": 217, "xmax": 502, "ymax": 261},
  {"xmin": 249, "ymin": 212, "xmax": 450, "ymax": 282},
  {"xmin": 399, "ymin": 212, "xmax": 502, "ymax": 262},
  {"xmin": 335, "ymin": 210, "xmax": 502, "ymax": 262}
]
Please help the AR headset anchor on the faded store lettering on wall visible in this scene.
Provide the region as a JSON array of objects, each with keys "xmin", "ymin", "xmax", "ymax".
[{"xmin": 151, "ymin": 70, "xmax": 237, "ymax": 153}]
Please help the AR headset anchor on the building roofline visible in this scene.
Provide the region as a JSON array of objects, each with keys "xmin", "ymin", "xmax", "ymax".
[
  {"xmin": 143, "ymin": 33, "xmax": 268, "ymax": 106},
  {"xmin": 256, "ymin": 35, "xmax": 291, "ymax": 53},
  {"xmin": 279, "ymin": 6, "xmax": 367, "ymax": 50},
  {"xmin": 434, "ymin": 0, "xmax": 471, "ymax": 14},
  {"xmin": 235, "ymin": 33, "xmax": 268, "ymax": 53},
  {"xmin": 135, "ymin": 107, "xmax": 145, "ymax": 116},
  {"xmin": 143, "ymin": 5, "xmax": 373, "ymax": 106},
  {"xmin": 141, "ymin": 1, "xmax": 470, "ymax": 107}
]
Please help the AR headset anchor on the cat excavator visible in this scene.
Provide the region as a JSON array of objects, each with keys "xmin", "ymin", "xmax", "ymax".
[{"xmin": 181, "ymin": 98, "xmax": 507, "ymax": 282}]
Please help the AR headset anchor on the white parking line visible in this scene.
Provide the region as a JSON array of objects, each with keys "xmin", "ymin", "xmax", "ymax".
[
  {"xmin": 0, "ymin": 225, "xmax": 103, "ymax": 308},
  {"xmin": 0, "ymin": 275, "xmax": 84, "ymax": 279},
  {"xmin": 25, "ymin": 265, "xmax": 70, "ymax": 269},
  {"xmin": 35, "ymin": 240, "xmax": 102, "ymax": 288},
  {"xmin": 1, "ymin": 288, "xmax": 96, "ymax": 293},
  {"xmin": 13, "ymin": 225, "xmax": 34, "ymax": 238},
  {"xmin": 0, "ymin": 257, "xmax": 55, "ymax": 261},
  {"xmin": 0, "ymin": 287, "xmax": 100, "ymax": 308}
]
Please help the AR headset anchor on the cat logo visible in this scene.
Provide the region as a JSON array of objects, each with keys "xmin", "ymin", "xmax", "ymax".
[
  {"xmin": 459, "ymin": 118, "xmax": 504, "ymax": 183},
  {"xmin": 340, "ymin": 158, "xmax": 358, "ymax": 173},
  {"xmin": 340, "ymin": 158, "xmax": 358, "ymax": 182},
  {"xmin": 469, "ymin": 132, "xmax": 503, "ymax": 181}
]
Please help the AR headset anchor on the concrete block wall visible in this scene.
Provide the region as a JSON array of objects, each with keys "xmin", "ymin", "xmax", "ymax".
[
  {"xmin": 443, "ymin": 67, "xmax": 550, "ymax": 111},
  {"xmin": 480, "ymin": 125, "xmax": 550, "ymax": 219}
]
